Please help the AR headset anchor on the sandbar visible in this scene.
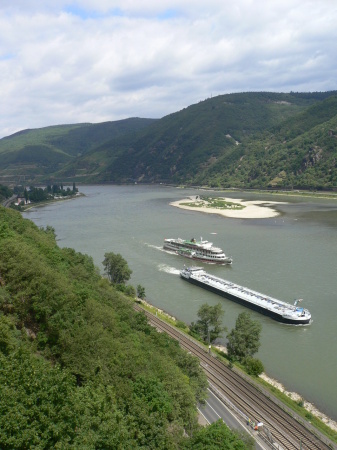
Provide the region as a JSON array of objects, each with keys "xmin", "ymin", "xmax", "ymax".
[{"xmin": 170, "ymin": 196, "xmax": 286, "ymax": 219}]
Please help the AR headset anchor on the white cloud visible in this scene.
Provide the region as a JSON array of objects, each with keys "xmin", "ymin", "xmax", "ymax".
[{"xmin": 0, "ymin": 0, "xmax": 337, "ymax": 138}]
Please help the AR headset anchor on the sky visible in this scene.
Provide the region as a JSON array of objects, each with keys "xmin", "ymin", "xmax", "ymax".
[{"xmin": 1, "ymin": 0, "xmax": 337, "ymax": 138}]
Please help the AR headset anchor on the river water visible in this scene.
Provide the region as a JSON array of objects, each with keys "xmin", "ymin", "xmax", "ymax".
[{"xmin": 23, "ymin": 185, "xmax": 337, "ymax": 420}]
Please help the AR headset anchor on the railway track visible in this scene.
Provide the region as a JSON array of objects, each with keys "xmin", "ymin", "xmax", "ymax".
[{"xmin": 134, "ymin": 303, "xmax": 334, "ymax": 450}]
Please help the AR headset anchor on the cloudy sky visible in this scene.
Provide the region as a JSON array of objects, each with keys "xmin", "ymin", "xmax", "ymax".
[{"xmin": 1, "ymin": 1, "xmax": 336, "ymax": 138}]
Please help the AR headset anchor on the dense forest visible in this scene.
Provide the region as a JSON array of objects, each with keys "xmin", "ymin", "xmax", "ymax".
[
  {"xmin": 0, "ymin": 207, "xmax": 253, "ymax": 448},
  {"xmin": 1, "ymin": 91, "xmax": 336, "ymax": 190}
]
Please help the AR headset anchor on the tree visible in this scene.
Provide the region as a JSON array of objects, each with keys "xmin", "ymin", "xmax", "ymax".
[
  {"xmin": 102, "ymin": 252, "xmax": 132, "ymax": 285},
  {"xmin": 226, "ymin": 312, "xmax": 262, "ymax": 362},
  {"xmin": 125, "ymin": 285, "xmax": 136, "ymax": 297},
  {"xmin": 190, "ymin": 303, "xmax": 225, "ymax": 344},
  {"xmin": 183, "ymin": 419, "xmax": 254, "ymax": 450},
  {"xmin": 137, "ymin": 284, "xmax": 146, "ymax": 299}
]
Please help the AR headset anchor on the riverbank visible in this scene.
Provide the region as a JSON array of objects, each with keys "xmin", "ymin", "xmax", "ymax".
[
  {"xmin": 139, "ymin": 299, "xmax": 337, "ymax": 435},
  {"xmin": 259, "ymin": 373, "xmax": 337, "ymax": 432},
  {"xmin": 170, "ymin": 195, "xmax": 285, "ymax": 219},
  {"xmin": 20, "ymin": 192, "xmax": 84, "ymax": 211},
  {"xmin": 215, "ymin": 343, "xmax": 337, "ymax": 433}
]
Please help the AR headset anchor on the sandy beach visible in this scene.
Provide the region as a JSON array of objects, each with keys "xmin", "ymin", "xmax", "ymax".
[{"xmin": 170, "ymin": 196, "xmax": 285, "ymax": 219}]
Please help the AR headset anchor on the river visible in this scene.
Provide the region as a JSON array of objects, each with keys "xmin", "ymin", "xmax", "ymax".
[{"xmin": 23, "ymin": 185, "xmax": 337, "ymax": 421}]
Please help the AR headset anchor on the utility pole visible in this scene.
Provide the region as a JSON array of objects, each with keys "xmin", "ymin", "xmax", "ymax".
[{"xmin": 207, "ymin": 328, "xmax": 211, "ymax": 354}]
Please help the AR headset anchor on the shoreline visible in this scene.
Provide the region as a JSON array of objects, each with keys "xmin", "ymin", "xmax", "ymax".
[
  {"xmin": 259, "ymin": 373, "xmax": 337, "ymax": 432},
  {"xmin": 170, "ymin": 195, "xmax": 285, "ymax": 219},
  {"xmin": 214, "ymin": 345, "xmax": 337, "ymax": 432},
  {"xmin": 20, "ymin": 193, "xmax": 84, "ymax": 211},
  {"xmin": 139, "ymin": 298, "xmax": 337, "ymax": 434}
]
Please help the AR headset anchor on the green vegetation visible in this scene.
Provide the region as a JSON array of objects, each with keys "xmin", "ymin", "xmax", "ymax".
[
  {"xmin": 1, "ymin": 91, "xmax": 337, "ymax": 189},
  {"xmin": 0, "ymin": 208, "xmax": 254, "ymax": 448},
  {"xmin": 137, "ymin": 284, "xmax": 146, "ymax": 299},
  {"xmin": 227, "ymin": 312, "xmax": 264, "ymax": 376},
  {"xmin": 184, "ymin": 419, "xmax": 255, "ymax": 449},
  {"xmin": 257, "ymin": 378, "xmax": 337, "ymax": 444},
  {"xmin": 0, "ymin": 208, "xmax": 198, "ymax": 447},
  {"xmin": 0, "ymin": 184, "xmax": 13, "ymax": 202},
  {"xmin": 190, "ymin": 303, "xmax": 226, "ymax": 344},
  {"xmin": 181, "ymin": 196, "xmax": 245, "ymax": 210},
  {"xmin": 0, "ymin": 118, "xmax": 155, "ymax": 185},
  {"xmin": 136, "ymin": 303, "xmax": 337, "ymax": 444},
  {"xmin": 102, "ymin": 251, "xmax": 133, "ymax": 285}
]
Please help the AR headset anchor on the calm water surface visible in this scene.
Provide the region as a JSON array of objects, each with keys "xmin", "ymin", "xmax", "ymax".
[{"xmin": 23, "ymin": 185, "xmax": 337, "ymax": 420}]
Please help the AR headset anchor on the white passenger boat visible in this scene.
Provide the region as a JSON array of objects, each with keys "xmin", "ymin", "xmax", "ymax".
[{"xmin": 163, "ymin": 237, "xmax": 232, "ymax": 265}]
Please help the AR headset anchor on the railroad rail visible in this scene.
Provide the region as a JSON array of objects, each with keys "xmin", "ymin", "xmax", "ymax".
[{"xmin": 134, "ymin": 303, "xmax": 335, "ymax": 450}]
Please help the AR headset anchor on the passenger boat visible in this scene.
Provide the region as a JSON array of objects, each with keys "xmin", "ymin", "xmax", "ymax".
[
  {"xmin": 163, "ymin": 237, "xmax": 232, "ymax": 265},
  {"xmin": 180, "ymin": 266, "xmax": 311, "ymax": 325}
]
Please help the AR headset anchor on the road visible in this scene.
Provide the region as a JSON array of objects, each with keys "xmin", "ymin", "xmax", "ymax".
[
  {"xmin": 199, "ymin": 388, "xmax": 270, "ymax": 450},
  {"xmin": 2, "ymin": 194, "xmax": 17, "ymax": 207}
]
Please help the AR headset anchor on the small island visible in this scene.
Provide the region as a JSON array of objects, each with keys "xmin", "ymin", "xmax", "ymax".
[{"xmin": 170, "ymin": 195, "xmax": 285, "ymax": 218}]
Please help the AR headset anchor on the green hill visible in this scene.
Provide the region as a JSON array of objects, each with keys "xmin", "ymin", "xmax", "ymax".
[
  {"xmin": 55, "ymin": 91, "xmax": 337, "ymax": 188},
  {"xmin": 1, "ymin": 91, "xmax": 337, "ymax": 189},
  {"xmin": 0, "ymin": 208, "xmax": 256, "ymax": 448},
  {"xmin": 195, "ymin": 95, "xmax": 337, "ymax": 189},
  {"xmin": 1, "ymin": 207, "xmax": 212, "ymax": 448},
  {"xmin": 0, "ymin": 118, "xmax": 156, "ymax": 185}
]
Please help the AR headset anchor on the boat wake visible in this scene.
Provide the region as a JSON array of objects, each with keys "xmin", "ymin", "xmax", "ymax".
[
  {"xmin": 157, "ymin": 264, "xmax": 180, "ymax": 275},
  {"xmin": 145, "ymin": 243, "xmax": 168, "ymax": 252}
]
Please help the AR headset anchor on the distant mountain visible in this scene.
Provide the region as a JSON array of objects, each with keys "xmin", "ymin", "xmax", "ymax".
[
  {"xmin": 0, "ymin": 118, "xmax": 156, "ymax": 185},
  {"xmin": 1, "ymin": 91, "xmax": 337, "ymax": 189}
]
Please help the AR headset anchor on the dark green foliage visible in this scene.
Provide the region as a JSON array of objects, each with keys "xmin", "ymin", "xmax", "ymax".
[
  {"xmin": 182, "ymin": 419, "xmax": 255, "ymax": 449},
  {"xmin": 0, "ymin": 207, "xmax": 212, "ymax": 447},
  {"xmin": 176, "ymin": 320, "xmax": 187, "ymax": 330},
  {"xmin": 244, "ymin": 357, "xmax": 264, "ymax": 376},
  {"xmin": 0, "ymin": 342, "xmax": 129, "ymax": 448},
  {"xmin": 0, "ymin": 119, "xmax": 155, "ymax": 184},
  {"xmin": 102, "ymin": 251, "xmax": 132, "ymax": 285},
  {"xmin": 226, "ymin": 312, "xmax": 262, "ymax": 362},
  {"xmin": 124, "ymin": 284, "xmax": 136, "ymax": 297},
  {"xmin": 137, "ymin": 284, "xmax": 146, "ymax": 299},
  {"xmin": 54, "ymin": 91, "xmax": 337, "ymax": 188},
  {"xmin": 1, "ymin": 91, "xmax": 337, "ymax": 188},
  {"xmin": 0, "ymin": 184, "xmax": 12, "ymax": 202},
  {"xmin": 78, "ymin": 91, "xmax": 320, "ymax": 184},
  {"xmin": 190, "ymin": 303, "xmax": 226, "ymax": 344}
]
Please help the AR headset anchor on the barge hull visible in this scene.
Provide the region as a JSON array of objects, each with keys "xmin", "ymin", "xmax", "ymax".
[{"xmin": 183, "ymin": 276, "xmax": 310, "ymax": 325}]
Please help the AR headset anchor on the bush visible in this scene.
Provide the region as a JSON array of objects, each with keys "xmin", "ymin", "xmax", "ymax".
[
  {"xmin": 176, "ymin": 320, "xmax": 187, "ymax": 330},
  {"xmin": 244, "ymin": 357, "xmax": 264, "ymax": 376}
]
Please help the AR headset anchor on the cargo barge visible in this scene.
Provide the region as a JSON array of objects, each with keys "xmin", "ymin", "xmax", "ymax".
[{"xmin": 180, "ymin": 266, "xmax": 311, "ymax": 325}]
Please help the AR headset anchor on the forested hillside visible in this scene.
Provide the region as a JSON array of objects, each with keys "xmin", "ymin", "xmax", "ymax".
[
  {"xmin": 0, "ymin": 118, "xmax": 155, "ymax": 185},
  {"xmin": 194, "ymin": 95, "xmax": 337, "ymax": 189},
  {"xmin": 1, "ymin": 91, "xmax": 337, "ymax": 189},
  {"xmin": 0, "ymin": 207, "xmax": 254, "ymax": 448},
  {"xmin": 0, "ymin": 185, "xmax": 12, "ymax": 203},
  {"xmin": 46, "ymin": 91, "xmax": 337, "ymax": 189}
]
